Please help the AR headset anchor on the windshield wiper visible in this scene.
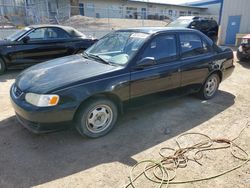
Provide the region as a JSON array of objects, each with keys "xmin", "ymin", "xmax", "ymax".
[{"xmin": 88, "ymin": 53, "xmax": 113, "ymax": 65}]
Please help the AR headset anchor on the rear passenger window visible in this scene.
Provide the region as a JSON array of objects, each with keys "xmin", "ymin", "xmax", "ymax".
[
  {"xmin": 140, "ymin": 34, "xmax": 177, "ymax": 63},
  {"xmin": 180, "ymin": 33, "xmax": 210, "ymax": 58}
]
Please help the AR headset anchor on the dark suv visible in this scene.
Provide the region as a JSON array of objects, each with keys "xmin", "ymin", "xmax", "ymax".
[{"xmin": 167, "ymin": 16, "xmax": 218, "ymax": 41}]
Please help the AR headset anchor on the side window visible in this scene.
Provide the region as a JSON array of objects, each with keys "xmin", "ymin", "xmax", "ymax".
[
  {"xmin": 180, "ymin": 33, "xmax": 211, "ymax": 58},
  {"xmin": 27, "ymin": 28, "xmax": 46, "ymax": 41},
  {"xmin": 46, "ymin": 28, "xmax": 70, "ymax": 39},
  {"xmin": 201, "ymin": 20, "xmax": 209, "ymax": 30},
  {"xmin": 190, "ymin": 21, "xmax": 201, "ymax": 29},
  {"xmin": 140, "ymin": 34, "xmax": 177, "ymax": 63}
]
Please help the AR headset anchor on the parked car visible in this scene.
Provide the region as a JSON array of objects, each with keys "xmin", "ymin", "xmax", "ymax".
[
  {"xmin": 0, "ymin": 25, "xmax": 97, "ymax": 74},
  {"xmin": 237, "ymin": 34, "xmax": 250, "ymax": 61},
  {"xmin": 10, "ymin": 28, "xmax": 234, "ymax": 138},
  {"xmin": 167, "ymin": 16, "xmax": 218, "ymax": 41}
]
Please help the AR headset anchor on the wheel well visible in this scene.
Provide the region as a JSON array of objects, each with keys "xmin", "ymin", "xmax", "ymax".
[
  {"xmin": 211, "ymin": 70, "xmax": 222, "ymax": 82},
  {"xmin": 73, "ymin": 93, "xmax": 123, "ymax": 121}
]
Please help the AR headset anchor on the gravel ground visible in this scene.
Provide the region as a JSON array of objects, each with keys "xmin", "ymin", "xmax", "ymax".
[{"xmin": 0, "ymin": 52, "xmax": 249, "ymax": 188}]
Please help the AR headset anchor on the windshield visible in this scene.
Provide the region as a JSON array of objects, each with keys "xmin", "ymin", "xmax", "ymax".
[
  {"xmin": 167, "ymin": 19, "xmax": 192, "ymax": 28},
  {"xmin": 6, "ymin": 27, "xmax": 30, "ymax": 41},
  {"xmin": 85, "ymin": 31, "xmax": 150, "ymax": 65}
]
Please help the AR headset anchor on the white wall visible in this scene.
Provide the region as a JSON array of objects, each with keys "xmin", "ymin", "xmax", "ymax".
[{"xmin": 79, "ymin": 0, "xmax": 204, "ymax": 19}]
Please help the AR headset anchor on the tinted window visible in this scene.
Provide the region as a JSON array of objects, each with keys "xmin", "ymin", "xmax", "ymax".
[
  {"xmin": 201, "ymin": 20, "xmax": 209, "ymax": 30},
  {"xmin": 27, "ymin": 28, "xmax": 46, "ymax": 41},
  {"xmin": 27, "ymin": 27, "xmax": 69, "ymax": 41},
  {"xmin": 140, "ymin": 35, "xmax": 177, "ymax": 63},
  {"xmin": 180, "ymin": 33, "xmax": 210, "ymax": 58},
  {"xmin": 46, "ymin": 28, "xmax": 70, "ymax": 39},
  {"xmin": 190, "ymin": 21, "xmax": 201, "ymax": 29}
]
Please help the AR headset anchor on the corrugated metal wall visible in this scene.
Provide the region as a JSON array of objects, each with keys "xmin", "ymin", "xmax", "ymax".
[{"xmin": 219, "ymin": 0, "xmax": 250, "ymax": 45}]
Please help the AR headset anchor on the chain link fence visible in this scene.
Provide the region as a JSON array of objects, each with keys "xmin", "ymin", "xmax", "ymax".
[{"xmin": 0, "ymin": 3, "xmax": 219, "ymax": 39}]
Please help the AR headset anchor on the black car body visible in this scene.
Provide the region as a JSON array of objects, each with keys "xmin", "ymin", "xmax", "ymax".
[
  {"xmin": 167, "ymin": 16, "xmax": 218, "ymax": 41},
  {"xmin": 237, "ymin": 35, "xmax": 250, "ymax": 61},
  {"xmin": 10, "ymin": 27, "xmax": 234, "ymax": 138},
  {"xmin": 0, "ymin": 25, "xmax": 97, "ymax": 74}
]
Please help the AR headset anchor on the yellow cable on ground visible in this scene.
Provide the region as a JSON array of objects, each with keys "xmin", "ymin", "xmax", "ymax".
[{"xmin": 124, "ymin": 123, "xmax": 250, "ymax": 188}]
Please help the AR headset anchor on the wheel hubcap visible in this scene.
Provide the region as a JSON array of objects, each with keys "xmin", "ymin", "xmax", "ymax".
[
  {"xmin": 86, "ymin": 104, "xmax": 113, "ymax": 133},
  {"xmin": 205, "ymin": 76, "xmax": 218, "ymax": 97}
]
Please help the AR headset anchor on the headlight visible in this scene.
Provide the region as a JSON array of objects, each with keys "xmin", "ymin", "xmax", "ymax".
[{"xmin": 25, "ymin": 93, "xmax": 59, "ymax": 107}]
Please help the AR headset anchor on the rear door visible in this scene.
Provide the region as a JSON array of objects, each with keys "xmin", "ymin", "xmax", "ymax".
[
  {"xmin": 130, "ymin": 33, "xmax": 181, "ymax": 98},
  {"xmin": 179, "ymin": 32, "xmax": 215, "ymax": 91},
  {"xmin": 10, "ymin": 27, "xmax": 73, "ymax": 66}
]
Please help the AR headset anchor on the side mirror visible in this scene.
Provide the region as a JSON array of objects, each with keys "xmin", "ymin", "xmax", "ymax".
[
  {"xmin": 136, "ymin": 57, "xmax": 156, "ymax": 68},
  {"xmin": 22, "ymin": 36, "xmax": 30, "ymax": 43}
]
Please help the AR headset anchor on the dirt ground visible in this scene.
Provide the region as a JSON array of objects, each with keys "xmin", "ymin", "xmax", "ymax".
[{"xmin": 0, "ymin": 52, "xmax": 249, "ymax": 188}]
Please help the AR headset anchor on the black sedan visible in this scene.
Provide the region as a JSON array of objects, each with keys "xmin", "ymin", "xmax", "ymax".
[
  {"xmin": 0, "ymin": 25, "xmax": 97, "ymax": 74},
  {"xmin": 10, "ymin": 28, "xmax": 234, "ymax": 138}
]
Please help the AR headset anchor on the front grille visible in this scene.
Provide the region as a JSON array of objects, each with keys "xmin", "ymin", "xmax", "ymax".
[{"xmin": 12, "ymin": 84, "xmax": 23, "ymax": 98}]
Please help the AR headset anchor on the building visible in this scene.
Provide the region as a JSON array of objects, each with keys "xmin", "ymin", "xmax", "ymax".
[
  {"xmin": 218, "ymin": 0, "xmax": 250, "ymax": 46},
  {"xmin": 186, "ymin": 0, "xmax": 222, "ymax": 22},
  {"xmin": 0, "ymin": 0, "xmax": 209, "ymax": 25},
  {"xmin": 72, "ymin": 0, "xmax": 208, "ymax": 20}
]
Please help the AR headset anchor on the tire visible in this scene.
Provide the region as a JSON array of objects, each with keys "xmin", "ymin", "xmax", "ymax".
[
  {"xmin": 75, "ymin": 98, "xmax": 118, "ymax": 138},
  {"xmin": 0, "ymin": 59, "xmax": 6, "ymax": 75},
  {"xmin": 198, "ymin": 74, "xmax": 220, "ymax": 100}
]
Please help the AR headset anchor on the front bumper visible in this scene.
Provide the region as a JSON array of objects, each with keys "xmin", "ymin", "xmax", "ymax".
[{"xmin": 10, "ymin": 85, "xmax": 76, "ymax": 133}]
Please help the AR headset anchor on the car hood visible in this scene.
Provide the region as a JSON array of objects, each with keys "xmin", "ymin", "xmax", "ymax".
[
  {"xmin": 15, "ymin": 54, "xmax": 122, "ymax": 93},
  {"xmin": 0, "ymin": 39, "xmax": 12, "ymax": 45}
]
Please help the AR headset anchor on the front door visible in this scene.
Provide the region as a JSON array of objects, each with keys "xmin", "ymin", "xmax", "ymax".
[
  {"xmin": 141, "ymin": 8, "xmax": 146, "ymax": 19},
  {"xmin": 130, "ymin": 34, "xmax": 181, "ymax": 98},
  {"xmin": 10, "ymin": 27, "xmax": 72, "ymax": 66},
  {"xmin": 225, "ymin": 15, "xmax": 241, "ymax": 45},
  {"xmin": 79, "ymin": 3, "xmax": 84, "ymax": 16}
]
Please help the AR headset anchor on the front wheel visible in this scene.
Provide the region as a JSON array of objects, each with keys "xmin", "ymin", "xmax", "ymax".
[
  {"xmin": 75, "ymin": 98, "xmax": 118, "ymax": 138},
  {"xmin": 198, "ymin": 74, "xmax": 220, "ymax": 100}
]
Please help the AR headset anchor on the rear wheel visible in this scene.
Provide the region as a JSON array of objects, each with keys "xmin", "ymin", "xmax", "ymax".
[
  {"xmin": 198, "ymin": 74, "xmax": 220, "ymax": 100},
  {"xmin": 0, "ymin": 59, "xmax": 6, "ymax": 75},
  {"xmin": 75, "ymin": 98, "xmax": 118, "ymax": 138}
]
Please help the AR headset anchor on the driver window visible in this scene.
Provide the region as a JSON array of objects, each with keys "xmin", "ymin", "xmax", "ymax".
[
  {"xmin": 139, "ymin": 34, "xmax": 177, "ymax": 64},
  {"xmin": 27, "ymin": 28, "xmax": 46, "ymax": 41}
]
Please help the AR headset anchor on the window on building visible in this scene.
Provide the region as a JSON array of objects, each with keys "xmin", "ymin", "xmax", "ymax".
[
  {"xmin": 179, "ymin": 11, "xmax": 187, "ymax": 16},
  {"xmin": 180, "ymin": 33, "xmax": 210, "ymax": 58},
  {"xmin": 168, "ymin": 10, "xmax": 173, "ymax": 16},
  {"xmin": 86, "ymin": 3, "xmax": 94, "ymax": 11},
  {"xmin": 126, "ymin": 7, "xmax": 137, "ymax": 18}
]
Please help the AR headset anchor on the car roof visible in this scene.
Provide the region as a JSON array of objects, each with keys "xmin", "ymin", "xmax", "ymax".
[
  {"xmin": 177, "ymin": 16, "xmax": 217, "ymax": 22},
  {"xmin": 28, "ymin": 24, "xmax": 73, "ymax": 30},
  {"xmin": 27, "ymin": 24, "xmax": 86, "ymax": 37},
  {"xmin": 117, "ymin": 27, "xmax": 196, "ymax": 34}
]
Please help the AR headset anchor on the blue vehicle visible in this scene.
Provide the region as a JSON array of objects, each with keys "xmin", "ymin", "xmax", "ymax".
[{"xmin": 10, "ymin": 27, "xmax": 234, "ymax": 138}]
